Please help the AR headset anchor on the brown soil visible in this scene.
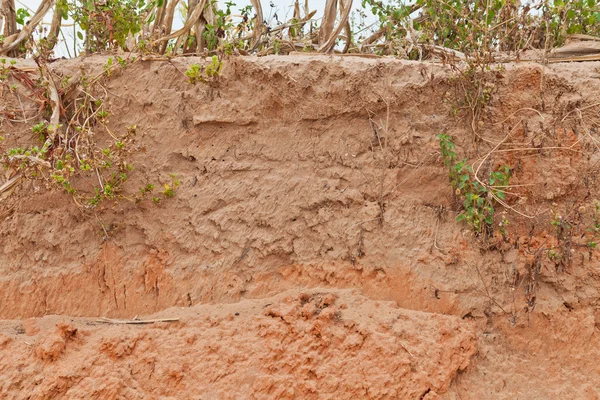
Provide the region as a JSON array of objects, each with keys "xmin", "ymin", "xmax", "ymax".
[{"xmin": 1, "ymin": 55, "xmax": 600, "ymax": 399}]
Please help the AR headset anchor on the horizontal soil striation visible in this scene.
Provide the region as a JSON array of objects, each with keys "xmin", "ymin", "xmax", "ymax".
[
  {"xmin": 2, "ymin": 55, "xmax": 465, "ymax": 319},
  {"xmin": 2, "ymin": 55, "xmax": 600, "ymax": 398},
  {"xmin": 2, "ymin": 57, "xmax": 600, "ymax": 320}
]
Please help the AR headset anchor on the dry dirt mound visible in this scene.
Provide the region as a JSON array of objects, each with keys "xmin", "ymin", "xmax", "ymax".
[
  {"xmin": 0, "ymin": 289, "xmax": 475, "ymax": 399},
  {"xmin": 1, "ymin": 55, "xmax": 600, "ymax": 398}
]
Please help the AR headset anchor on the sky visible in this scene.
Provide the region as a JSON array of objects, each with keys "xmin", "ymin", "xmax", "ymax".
[{"xmin": 17, "ymin": 0, "xmax": 381, "ymax": 57}]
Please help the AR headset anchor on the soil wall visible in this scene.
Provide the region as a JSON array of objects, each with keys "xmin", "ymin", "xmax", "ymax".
[{"xmin": 1, "ymin": 55, "xmax": 600, "ymax": 398}]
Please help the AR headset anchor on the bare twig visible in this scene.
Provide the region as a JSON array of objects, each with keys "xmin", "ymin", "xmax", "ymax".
[{"xmin": 96, "ymin": 317, "xmax": 180, "ymax": 324}]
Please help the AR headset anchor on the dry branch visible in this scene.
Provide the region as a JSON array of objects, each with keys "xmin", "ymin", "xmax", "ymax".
[
  {"xmin": 46, "ymin": 3, "xmax": 62, "ymax": 50},
  {"xmin": 341, "ymin": 7, "xmax": 352, "ymax": 52},
  {"xmin": 359, "ymin": 27, "xmax": 386, "ymax": 47},
  {"xmin": 547, "ymin": 54, "xmax": 600, "ymax": 63},
  {"xmin": 551, "ymin": 35, "xmax": 600, "ymax": 58},
  {"xmin": 151, "ymin": 0, "xmax": 168, "ymax": 38},
  {"xmin": 159, "ymin": 0, "xmax": 181, "ymax": 53},
  {"xmin": 1, "ymin": 62, "xmax": 59, "ymax": 200},
  {"xmin": 249, "ymin": 0, "xmax": 264, "ymax": 48},
  {"xmin": 152, "ymin": 0, "xmax": 208, "ymax": 44},
  {"xmin": 0, "ymin": 173, "xmax": 21, "ymax": 198},
  {"xmin": 319, "ymin": 0, "xmax": 337, "ymax": 46},
  {"xmin": 0, "ymin": 0, "xmax": 54, "ymax": 55},
  {"xmin": 0, "ymin": 0, "xmax": 4, "ymax": 35},
  {"xmin": 43, "ymin": 65, "xmax": 61, "ymax": 133},
  {"xmin": 319, "ymin": 0, "xmax": 353, "ymax": 53},
  {"xmin": 0, "ymin": 0, "xmax": 17, "ymax": 39},
  {"xmin": 269, "ymin": 10, "xmax": 317, "ymax": 34},
  {"xmin": 429, "ymin": 45, "xmax": 466, "ymax": 61},
  {"xmin": 9, "ymin": 155, "xmax": 51, "ymax": 167},
  {"xmin": 96, "ymin": 317, "xmax": 180, "ymax": 324}
]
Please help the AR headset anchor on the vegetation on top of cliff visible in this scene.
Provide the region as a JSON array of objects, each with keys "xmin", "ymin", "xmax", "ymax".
[{"xmin": 0, "ymin": 0, "xmax": 597, "ymax": 60}]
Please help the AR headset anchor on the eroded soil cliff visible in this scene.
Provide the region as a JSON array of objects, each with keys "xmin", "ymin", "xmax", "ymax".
[{"xmin": 1, "ymin": 55, "xmax": 600, "ymax": 398}]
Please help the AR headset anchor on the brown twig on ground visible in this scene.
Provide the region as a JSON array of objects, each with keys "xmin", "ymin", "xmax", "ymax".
[{"xmin": 96, "ymin": 317, "xmax": 180, "ymax": 324}]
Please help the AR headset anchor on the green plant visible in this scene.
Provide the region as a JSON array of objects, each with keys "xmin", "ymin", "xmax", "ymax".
[
  {"xmin": 31, "ymin": 122, "xmax": 48, "ymax": 140},
  {"xmin": 201, "ymin": 0, "xmax": 235, "ymax": 51},
  {"xmin": 186, "ymin": 63, "xmax": 203, "ymax": 84},
  {"xmin": 186, "ymin": 56, "xmax": 223, "ymax": 84},
  {"xmin": 548, "ymin": 247, "xmax": 562, "ymax": 262},
  {"xmin": 136, "ymin": 183, "xmax": 155, "ymax": 203},
  {"xmin": 1, "ymin": 63, "xmax": 146, "ymax": 211},
  {"xmin": 438, "ymin": 133, "xmax": 511, "ymax": 236},
  {"xmin": 117, "ymin": 56, "xmax": 128, "ymax": 68},
  {"xmin": 103, "ymin": 57, "xmax": 113, "ymax": 76},
  {"xmin": 205, "ymin": 56, "xmax": 223, "ymax": 79},
  {"xmin": 361, "ymin": 0, "xmax": 599, "ymax": 58},
  {"xmin": 498, "ymin": 217, "xmax": 509, "ymax": 239},
  {"xmin": 550, "ymin": 207, "xmax": 572, "ymax": 240},
  {"xmin": 1, "ymin": 0, "xmax": 598, "ymax": 60},
  {"xmin": 547, "ymin": 204, "xmax": 574, "ymax": 271},
  {"xmin": 162, "ymin": 173, "xmax": 181, "ymax": 198},
  {"xmin": 68, "ymin": 0, "xmax": 150, "ymax": 52},
  {"xmin": 0, "ymin": 58, "xmax": 10, "ymax": 81},
  {"xmin": 541, "ymin": 0, "xmax": 600, "ymax": 47},
  {"xmin": 15, "ymin": 8, "xmax": 31, "ymax": 26},
  {"xmin": 273, "ymin": 39, "xmax": 281, "ymax": 55}
]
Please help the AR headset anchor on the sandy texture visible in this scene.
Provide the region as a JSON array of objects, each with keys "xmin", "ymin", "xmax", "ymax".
[
  {"xmin": 1, "ymin": 55, "xmax": 600, "ymax": 398},
  {"xmin": 0, "ymin": 289, "xmax": 475, "ymax": 399}
]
